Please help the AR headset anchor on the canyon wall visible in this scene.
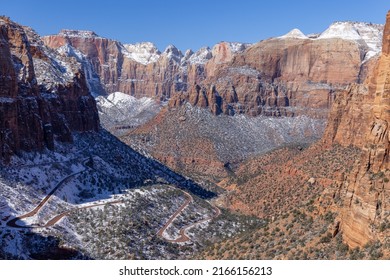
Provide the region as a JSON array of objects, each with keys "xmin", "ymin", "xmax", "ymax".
[
  {"xmin": 44, "ymin": 22, "xmax": 383, "ymax": 119},
  {"xmin": 0, "ymin": 17, "xmax": 99, "ymax": 162},
  {"xmin": 322, "ymin": 12, "xmax": 390, "ymax": 247}
]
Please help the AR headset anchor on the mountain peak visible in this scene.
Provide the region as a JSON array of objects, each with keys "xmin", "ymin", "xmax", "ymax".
[
  {"xmin": 318, "ymin": 22, "xmax": 362, "ymax": 40},
  {"xmin": 162, "ymin": 44, "xmax": 183, "ymax": 61},
  {"xmin": 279, "ymin": 28, "xmax": 308, "ymax": 39},
  {"xmin": 58, "ymin": 29, "xmax": 100, "ymax": 38},
  {"xmin": 319, "ymin": 21, "xmax": 384, "ymax": 61}
]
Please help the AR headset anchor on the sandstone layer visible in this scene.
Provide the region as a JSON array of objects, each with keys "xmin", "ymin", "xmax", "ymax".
[
  {"xmin": 44, "ymin": 23, "xmax": 383, "ymax": 119},
  {"xmin": 0, "ymin": 17, "xmax": 99, "ymax": 162},
  {"xmin": 322, "ymin": 12, "xmax": 390, "ymax": 247}
]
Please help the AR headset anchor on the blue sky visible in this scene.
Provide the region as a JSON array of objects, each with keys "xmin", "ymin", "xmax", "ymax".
[{"xmin": 2, "ymin": 0, "xmax": 388, "ymax": 51}]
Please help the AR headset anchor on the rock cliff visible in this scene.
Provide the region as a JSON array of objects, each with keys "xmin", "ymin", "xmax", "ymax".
[
  {"xmin": 44, "ymin": 22, "xmax": 383, "ymax": 118},
  {"xmin": 0, "ymin": 17, "xmax": 99, "ymax": 162},
  {"xmin": 322, "ymin": 12, "xmax": 390, "ymax": 248}
]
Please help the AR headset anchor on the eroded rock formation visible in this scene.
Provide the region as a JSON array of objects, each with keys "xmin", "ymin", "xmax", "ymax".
[
  {"xmin": 0, "ymin": 17, "xmax": 99, "ymax": 162},
  {"xmin": 322, "ymin": 12, "xmax": 390, "ymax": 248},
  {"xmin": 44, "ymin": 22, "xmax": 383, "ymax": 119}
]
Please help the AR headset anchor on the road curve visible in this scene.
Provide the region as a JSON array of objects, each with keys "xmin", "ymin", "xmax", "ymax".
[
  {"xmin": 42, "ymin": 199, "xmax": 126, "ymax": 227},
  {"xmin": 157, "ymin": 190, "xmax": 221, "ymax": 243},
  {"xmin": 6, "ymin": 171, "xmax": 86, "ymax": 228},
  {"xmin": 156, "ymin": 191, "xmax": 193, "ymax": 238},
  {"xmin": 6, "ymin": 159, "xmax": 221, "ymax": 244},
  {"xmin": 6, "ymin": 160, "xmax": 89, "ymax": 228},
  {"xmin": 173, "ymin": 202, "xmax": 221, "ymax": 242}
]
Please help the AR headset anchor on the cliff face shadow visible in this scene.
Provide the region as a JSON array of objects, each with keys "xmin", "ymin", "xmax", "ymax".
[
  {"xmin": 0, "ymin": 217, "xmax": 92, "ymax": 260},
  {"xmin": 76, "ymin": 128, "xmax": 216, "ymax": 200},
  {"xmin": 0, "ymin": 128, "xmax": 215, "ymax": 259}
]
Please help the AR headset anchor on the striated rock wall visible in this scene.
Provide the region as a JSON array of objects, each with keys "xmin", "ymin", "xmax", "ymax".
[
  {"xmin": 322, "ymin": 11, "xmax": 390, "ymax": 248},
  {"xmin": 197, "ymin": 37, "xmax": 366, "ymax": 118},
  {"xmin": 44, "ymin": 24, "xmax": 383, "ymax": 119},
  {"xmin": 0, "ymin": 17, "xmax": 99, "ymax": 162},
  {"xmin": 44, "ymin": 33, "xmax": 186, "ymax": 101}
]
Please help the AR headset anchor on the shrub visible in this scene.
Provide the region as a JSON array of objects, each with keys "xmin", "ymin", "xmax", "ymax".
[{"xmin": 319, "ymin": 232, "xmax": 332, "ymax": 244}]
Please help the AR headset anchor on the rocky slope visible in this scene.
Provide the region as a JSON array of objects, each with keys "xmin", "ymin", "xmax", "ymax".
[
  {"xmin": 214, "ymin": 12, "xmax": 389, "ymax": 250},
  {"xmin": 44, "ymin": 22, "xmax": 383, "ymax": 118},
  {"xmin": 0, "ymin": 17, "xmax": 99, "ymax": 162},
  {"xmin": 95, "ymin": 91, "xmax": 162, "ymax": 136},
  {"xmin": 43, "ymin": 21, "xmax": 384, "ymax": 180},
  {"xmin": 322, "ymin": 12, "xmax": 390, "ymax": 248},
  {"xmin": 123, "ymin": 105, "xmax": 325, "ymax": 180}
]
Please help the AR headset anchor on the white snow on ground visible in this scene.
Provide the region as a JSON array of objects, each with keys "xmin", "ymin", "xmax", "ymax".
[
  {"xmin": 319, "ymin": 22, "xmax": 384, "ymax": 61},
  {"xmin": 57, "ymin": 44, "xmax": 103, "ymax": 96},
  {"xmin": 99, "ymin": 92, "xmax": 155, "ymax": 109},
  {"xmin": 279, "ymin": 28, "xmax": 309, "ymax": 39},
  {"xmin": 319, "ymin": 22, "xmax": 362, "ymax": 40},
  {"xmin": 227, "ymin": 42, "xmax": 252, "ymax": 53},
  {"xmin": 161, "ymin": 45, "xmax": 183, "ymax": 63},
  {"xmin": 122, "ymin": 42, "xmax": 161, "ymax": 65},
  {"xmin": 0, "ymin": 97, "xmax": 15, "ymax": 103},
  {"xmin": 185, "ymin": 42, "xmax": 250, "ymax": 65},
  {"xmin": 96, "ymin": 92, "xmax": 162, "ymax": 134}
]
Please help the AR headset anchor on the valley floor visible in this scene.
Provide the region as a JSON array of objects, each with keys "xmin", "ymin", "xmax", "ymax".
[{"xmin": 0, "ymin": 130, "xmax": 257, "ymax": 259}]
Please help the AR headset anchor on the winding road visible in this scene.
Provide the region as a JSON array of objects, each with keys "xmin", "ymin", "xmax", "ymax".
[
  {"xmin": 6, "ymin": 165, "xmax": 88, "ymax": 228},
  {"xmin": 157, "ymin": 190, "xmax": 221, "ymax": 243},
  {"xmin": 6, "ymin": 158, "xmax": 221, "ymax": 245},
  {"xmin": 156, "ymin": 191, "xmax": 193, "ymax": 239},
  {"xmin": 5, "ymin": 158, "xmax": 130, "ymax": 229}
]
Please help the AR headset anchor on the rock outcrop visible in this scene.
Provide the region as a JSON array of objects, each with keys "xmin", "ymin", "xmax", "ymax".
[
  {"xmin": 322, "ymin": 12, "xmax": 390, "ymax": 248},
  {"xmin": 43, "ymin": 32, "xmax": 186, "ymax": 100},
  {"xmin": 196, "ymin": 36, "xmax": 369, "ymax": 118},
  {"xmin": 0, "ymin": 17, "xmax": 99, "ymax": 162},
  {"xmin": 44, "ymin": 22, "xmax": 383, "ymax": 119}
]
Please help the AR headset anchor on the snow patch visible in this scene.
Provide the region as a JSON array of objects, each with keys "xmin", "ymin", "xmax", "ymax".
[
  {"xmin": 319, "ymin": 22, "xmax": 362, "ymax": 40},
  {"xmin": 277, "ymin": 22, "xmax": 383, "ymax": 62},
  {"xmin": 58, "ymin": 29, "xmax": 99, "ymax": 38},
  {"xmin": 279, "ymin": 28, "xmax": 308, "ymax": 39},
  {"xmin": 96, "ymin": 92, "xmax": 162, "ymax": 134},
  {"xmin": 0, "ymin": 97, "xmax": 16, "ymax": 103},
  {"xmin": 187, "ymin": 47, "xmax": 212, "ymax": 65},
  {"xmin": 226, "ymin": 42, "xmax": 251, "ymax": 53},
  {"xmin": 161, "ymin": 45, "xmax": 183, "ymax": 63},
  {"xmin": 319, "ymin": 22, "xmax": 384, "ymax": 62},
  {"xmin": 122, "ymin": 42, "xmax": 161, "ymax": 65}
]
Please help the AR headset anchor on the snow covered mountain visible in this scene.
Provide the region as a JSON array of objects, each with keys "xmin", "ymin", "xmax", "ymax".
[
  {"xmin": 279, "ymin": 21, "xmax": 384, "ymax": 61},
  {"xmin": 44, "ymin": 20, "xmax": 384, "ymax": 121}
]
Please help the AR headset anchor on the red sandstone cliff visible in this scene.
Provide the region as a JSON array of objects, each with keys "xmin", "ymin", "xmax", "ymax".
[
  {"xmin": 44, "ymin": 23, "xmax": 383, "ymax": 118},
  {"xmin": 0, "ymin": 17, "xmax": 99, "ymax": 162},
  {"xmin": 322, "ymin": 12, "xmax": 390, "ymax": 248}
]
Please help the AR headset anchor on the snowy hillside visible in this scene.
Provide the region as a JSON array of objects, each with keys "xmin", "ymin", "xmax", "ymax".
[
  {"xmin": 1, "ymin": 129, "xmax": 258, "ymax": 260},
  {"xmin": 96, "ymin": 92, "xmax": 163, "ymax": 136},
  {"xmin": 57, "ymin": 44, "xmax": 104, "ymax": 96},
  {"xmin": 186, "ymin": 47, "xmax": 212, "ymax": 65},
  {"xmin": 23, "ymin": 27, "xmax": 81, "ymax": 93}
]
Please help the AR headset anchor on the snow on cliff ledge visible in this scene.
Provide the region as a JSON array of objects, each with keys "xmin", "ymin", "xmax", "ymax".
[
  {"xmin": 279, "ymin": 28, "xmax": 309, "ymax": 39},
  {"xmin": 122, "ymin": 42, "xmax": 161, "ymax": 65},
  {"xmin": 279, "ymin": 22, "xmax": 384, "ymax": 61},
  {"xmin": 58, "ymin": 29, "xmax": 100, "ymax": 38}
]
